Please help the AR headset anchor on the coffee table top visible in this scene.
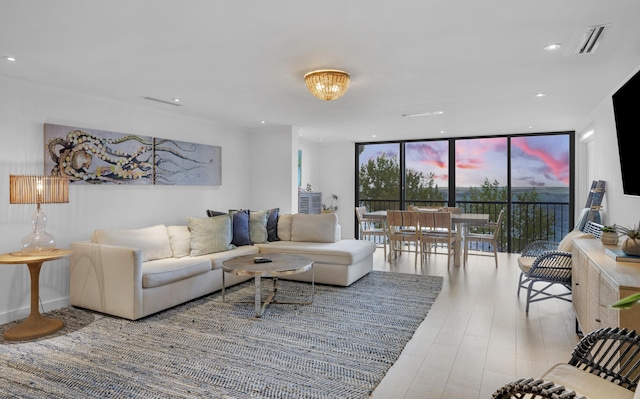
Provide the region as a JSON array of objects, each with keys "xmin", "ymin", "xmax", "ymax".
[{"xmin": 222, "ymin": 253, "xmax": 313, "ymax": 277}]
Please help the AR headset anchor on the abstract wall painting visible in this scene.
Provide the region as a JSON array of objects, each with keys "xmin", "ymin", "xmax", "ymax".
[{"xmin": 44, "ymin": 124, "xmax": 222, "ymax": 186}]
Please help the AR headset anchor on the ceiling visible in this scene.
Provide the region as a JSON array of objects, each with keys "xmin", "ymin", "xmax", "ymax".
[{"xmin": 2, "ymin": 1, "xmax": 640, "ymax": 143}]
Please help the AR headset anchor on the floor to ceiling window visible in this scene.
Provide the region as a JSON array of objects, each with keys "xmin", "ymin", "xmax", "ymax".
[{"xmin": 356, "ymin": 132, "xmax": 573, "ymax": 252}]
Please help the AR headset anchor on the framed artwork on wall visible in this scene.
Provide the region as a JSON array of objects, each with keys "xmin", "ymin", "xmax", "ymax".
[{"xmin": 44, "ymin": 124, "xmax": 221, "ymax": 186}]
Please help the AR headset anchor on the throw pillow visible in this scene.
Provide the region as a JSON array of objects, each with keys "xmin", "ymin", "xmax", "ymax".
[
  {"xmin": 92, "ymin": 224, "xmax": 173, "ymax": 262},
  {"xmin": 266, "ymin": 207, "xmax": 280, "ymax": 242},
  {"xmin": 167, "ymin": 225, "xmax": 191, "ymax": 258},
  {"xmin": 277, "ymin": 214, "xmax": 293, "ymax": 241},
  {"xmin": 206, "ymin": 209, "xmax": 227, "ymax": 217},
  {"xmin": 231, "ymin": 209, "xmax": 251, "ymax": 246},
  {"xmin": 557, "ymin": 229, "xmax": 593, "ymax": 252},
  {"xmin": 291, "ymin": 213, "xmax": 339, "ymax": 243},
  {"xmin": 187, "ymin": 214, "xmax": 233, "ymax": 256},
  {"xmin": 249, "ymin": 210, "xmax": 269, "ymax": 244}
]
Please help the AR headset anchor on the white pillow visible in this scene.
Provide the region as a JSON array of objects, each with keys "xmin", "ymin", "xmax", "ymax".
[
  {"xmin": 291, "ymin": 213, "xmax": 339, "ymax": 243},
  {"xmin": 92, "ymin": 224, "xmax": 173, "ymax": 262},
  {"xmin": 277, "ymin": 214, "xmax": 293, "ymax": 241},
  {"xmin": 187, "ymin": 215, "xmax": 233, "ymax": 256},
  {"xmin": 558, "ymin": 229, "xmax": 593, "ymax": 252},
  {"xmin": 167, "ymin": 225, "xmax": 191, "ymax": 258}
]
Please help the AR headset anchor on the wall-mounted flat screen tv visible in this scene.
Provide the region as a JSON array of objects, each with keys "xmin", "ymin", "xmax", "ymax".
[{"xmin": 612, "ymin": 68, "xmax": 640, "ymax": 197}]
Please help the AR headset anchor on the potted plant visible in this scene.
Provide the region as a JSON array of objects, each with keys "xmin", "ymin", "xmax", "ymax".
[
  {"xmin": 322, "ymin": 194, "xmax": 338, "ymax": 213},
  {"xmin": 600, "ymin": 225, "xmax": 619, "ymax": 245},
  {"xmin": 617, "ymin": 221, "xmax": 640, "ymax": 256}
]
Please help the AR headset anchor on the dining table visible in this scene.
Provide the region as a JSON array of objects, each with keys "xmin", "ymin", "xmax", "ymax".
[{"xmin": 363, "ymin": 210, "xmax": 490, "ymax": 266}]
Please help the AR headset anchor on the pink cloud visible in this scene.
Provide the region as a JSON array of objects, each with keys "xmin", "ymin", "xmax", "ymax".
[{"xmin": 513, "ymin": 139, "xmax": 569, "ymax": 184}]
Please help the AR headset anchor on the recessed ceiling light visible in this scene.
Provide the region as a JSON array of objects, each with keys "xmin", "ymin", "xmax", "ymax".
[
  {"xmin": 534, "ymin": 93, "xmax": 546, "ymax": 97},
  {"xmin": 402, "ymin": 111, "xmax": 444, "ymax": 117},
  {"xmin": 440, "ymin": 130, "xmax": 445, "ymax": 134},
  {"xmin": 3, "ymin": 56, "xmax": 17, "ymax": 62},
  {"xmin": 260, "ymin": 120, "xmax": 266, "ymax": 124},
  {"xmin": 529, "ymin": 125, "xmax": 534, "ymax": 129},
  {"xmin": 172, "ymin": 98, "xmax": 181, "ymax": 103},
  {"xmin": 544, "ymin": 43, "xmax": 562, "ymax": 51},
  {"xmin": 372, "ymin": 134, "xmax": 376, "ymax": 138}
]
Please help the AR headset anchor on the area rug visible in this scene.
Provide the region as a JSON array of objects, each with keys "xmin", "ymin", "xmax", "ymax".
[{"xmin": 0, "ymin": 271, "xmax": 442, "ymax": 399}]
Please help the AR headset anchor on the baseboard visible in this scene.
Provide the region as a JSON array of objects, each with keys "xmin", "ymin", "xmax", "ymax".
[{"xmin": 0, "ymin": 297, "xmax": 70, "ymax": 325}]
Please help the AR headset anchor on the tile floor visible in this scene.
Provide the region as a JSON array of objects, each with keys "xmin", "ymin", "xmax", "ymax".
[{"xmin": 369, "ymin": 246, "xmax": 579, "ymax": 399}]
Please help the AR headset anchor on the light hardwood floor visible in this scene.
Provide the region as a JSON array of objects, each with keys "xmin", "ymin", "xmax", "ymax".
[{"xmin": 369, "ymin": 247, "xmax": 579, "ymax": 399}]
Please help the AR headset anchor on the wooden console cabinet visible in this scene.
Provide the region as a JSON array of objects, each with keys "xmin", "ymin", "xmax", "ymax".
[{"xmin": 572, "ymin": 238, "xmax": 640, "ymax": 334}]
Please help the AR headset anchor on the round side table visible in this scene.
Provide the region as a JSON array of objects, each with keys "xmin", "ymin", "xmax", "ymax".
[{"xmin": 0, "ymin": 249, "xmax": 72, "ymax": 341}]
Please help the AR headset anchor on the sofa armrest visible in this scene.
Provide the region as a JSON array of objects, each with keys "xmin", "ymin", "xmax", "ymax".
[{"xmin": 70, "ymin": 241, "xmax": 145, "ymax": 320}]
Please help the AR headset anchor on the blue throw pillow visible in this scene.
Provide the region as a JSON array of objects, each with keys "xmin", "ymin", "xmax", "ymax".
[{"xmin": 231, "ymin": 209, "xmax": 251, "ymax": 246}]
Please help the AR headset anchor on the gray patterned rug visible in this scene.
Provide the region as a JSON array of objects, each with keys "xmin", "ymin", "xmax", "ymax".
[{"xmin": 0, "ymin": 271, "xmax": 442, "ymax": 399}]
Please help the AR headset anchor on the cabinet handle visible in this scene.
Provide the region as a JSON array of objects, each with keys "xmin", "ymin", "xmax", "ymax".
[
  {"xmin": 575, "ymin": 283, "xmax": 579, "ymax": 286},
  {"xmin": 595, "ymin": 318, "xmax": 601, "ymax": 323}
]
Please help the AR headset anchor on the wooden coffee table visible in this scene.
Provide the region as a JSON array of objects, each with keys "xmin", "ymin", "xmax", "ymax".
[{"xmin": 222, "ymin": 253, "xmax": 314, "ymax": 317}]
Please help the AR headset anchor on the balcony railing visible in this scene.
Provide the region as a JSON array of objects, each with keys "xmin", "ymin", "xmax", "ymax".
[{"xmin": 357, "ymin": 199, "xmax": 571, "ymax": 253}]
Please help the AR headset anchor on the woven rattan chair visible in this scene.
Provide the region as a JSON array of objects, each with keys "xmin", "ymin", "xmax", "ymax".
[
  {"xmin": 517, "ymin": 221, "xmax": 604, "ymax": 313},
  {"xmin": 493, "ymin": 327, "xmax": 640, "ymax": 399},
  {"xmin": 492, "ymin": 378, "xmax": 586, "ymax": 399}
]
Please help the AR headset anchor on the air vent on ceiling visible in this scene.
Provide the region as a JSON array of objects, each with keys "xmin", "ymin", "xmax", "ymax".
[
  {"xmin": 140, "ymin": 96, "xmax": 182, "ymax": 106},
  {"xmin": 575, "ymin": 24, "xmax": 611, "ymax": 55}
]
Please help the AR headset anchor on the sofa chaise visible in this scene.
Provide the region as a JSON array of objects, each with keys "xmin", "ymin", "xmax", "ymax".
[{"xmin": 69, "ymin": 212, "xmax": 376, "ymax": 320}]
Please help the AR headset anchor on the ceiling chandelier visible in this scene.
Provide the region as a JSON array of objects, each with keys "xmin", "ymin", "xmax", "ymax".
[{"xmin": 304, "ymin": 69, "xmax": 350, "ymax": 101}]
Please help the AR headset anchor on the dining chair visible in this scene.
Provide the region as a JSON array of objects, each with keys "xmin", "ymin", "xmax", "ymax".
[
  {"xmin": 463, "ymin": 208, "xmax": 504, "ymax": 267},
  {"xmin": 387, "ymin": 210, "xmax": 420, "ymax": 265},
  {"xmin": 420, "ymin": 211, "xmax": 456, "ymax": 268},
  {"xmin": 355, "ymin": 206, "xmax": 387, "ymax": 259}
]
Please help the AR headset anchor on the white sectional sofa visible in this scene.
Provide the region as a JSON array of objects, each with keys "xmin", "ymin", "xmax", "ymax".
[{"xmin": 69, "ymin": 212, "xmax": 376, "ymax": 320}]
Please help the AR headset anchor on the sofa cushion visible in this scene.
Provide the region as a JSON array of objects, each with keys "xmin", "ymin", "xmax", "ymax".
[
  {"xmin": 250, "ymin": 209, "xmax": 269, "ymax": 244},
  {"xmin": 142, "ymin": 256, "xmax": 212, "ymax": 288},
  {"xmin": 277, "ymin": 214, "xmax": 293, "ymax": 241},
  {"xmin": 231, "ymin": 209, "xmax": 251, "ymax": 246},
  {"xmin": 187, "ymin": 214, "xmax": 233, "ymax": 256},
  {"xmin": 167, "ymin": 225, "xmax": 191, "ymax": 258},
  {"xmin": 255, "ymin": 239, "xmax": 375, "ymax": 265},
  {"xmin": 291, "ymin": 213, "xmax": 339, "ymax": 243},
  {"xmin": 91, "ymin": 224, "xmax": 173, "ymax": 262},
  {"xmin": 541, "ymin": 363, "xmax": 633, "ymax": 399}
]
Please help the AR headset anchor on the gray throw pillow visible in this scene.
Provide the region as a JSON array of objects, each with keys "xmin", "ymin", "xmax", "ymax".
[{"xmin": 188, "ymin": 214, "xmax": 233, "ymax": 256}]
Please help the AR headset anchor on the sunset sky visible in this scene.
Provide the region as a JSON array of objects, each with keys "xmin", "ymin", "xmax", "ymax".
[{"xmin": 360, "ymin": 135, "xmax": 570, "ymax": 188}]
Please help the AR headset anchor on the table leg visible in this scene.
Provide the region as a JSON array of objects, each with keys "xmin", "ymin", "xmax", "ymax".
[
  {"xmin": 454, "ymin": 223, "xmax": 463, "ymax": 267},
  {"xmin": 3, "ymin": 261, "xmax": 64, "ymax": 341}
]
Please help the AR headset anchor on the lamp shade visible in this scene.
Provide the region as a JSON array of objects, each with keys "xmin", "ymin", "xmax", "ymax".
[
  {"xmin": 304, "ymin": 69, "xmax": 350, "ymax": 101},
  {"xmin": 10, "ymin": 175, "xmax": 69, "ymax": 205}
]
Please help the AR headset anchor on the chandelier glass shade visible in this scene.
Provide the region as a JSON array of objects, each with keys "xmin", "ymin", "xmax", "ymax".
[
  {"xmin": 304, "ymin": 69, "xmax": 350, "ymax": 101},
  {"xmin": 9, "ymin": 175, "xmax": 69, "ymax": 255}
]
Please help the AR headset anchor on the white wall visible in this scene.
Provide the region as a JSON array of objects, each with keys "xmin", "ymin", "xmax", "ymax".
[
  {"xmin": 248, "ymin": 125, "xmax": 299, "ymax": 214},
  {"xmin": 576, "ymin": 77, "xmax": 640, "ymax": 227},
  {"xmin": 0, "ymin": 76, "xmax": 252, "ymax": 323}
]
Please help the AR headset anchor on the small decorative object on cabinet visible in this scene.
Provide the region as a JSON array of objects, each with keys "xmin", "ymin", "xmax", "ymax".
[
  {"xmin": 322, "ymin": 194, "xmax": 338, "ymax": 213},
  {"xmin": 600, "ymin": 225, "xmax": 619, "ymax": 245},
  {"xmin": 617, "ymin": 221, "xmax": 640, "ymax": 256}
]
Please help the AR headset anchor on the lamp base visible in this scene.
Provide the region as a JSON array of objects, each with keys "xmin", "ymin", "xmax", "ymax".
[{"xmin": 20, "ymin": 208, "xmax": 56, "ymax": 255}]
